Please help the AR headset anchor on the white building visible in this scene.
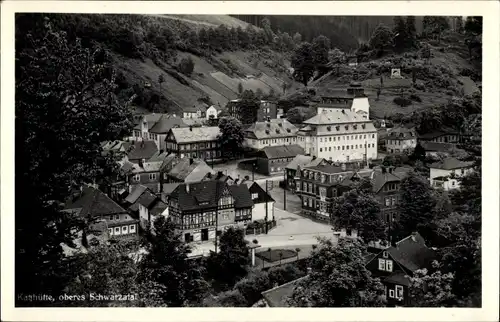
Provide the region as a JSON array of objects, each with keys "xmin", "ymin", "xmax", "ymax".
[
  {"xmin": 243, "ymin": 119, "xmax": 299, "ymax": 150},
  {"xmin": 297, "ymin": 109, "xmax": 378, "ymax": 163},
  {"xmin": 429, "ymin": 157, "xmax": 475, "ymax": 191},
  {"xmin": 206, "ymin": 105, "xmax": 218, "ymax": 120},
  {"xmin": 385, "ymin": 127, "xmax": 417, "ymax": 154},
  {"xmin": 182, "ymin": 103, "xmax": 208, "ymax": 119},
  {"xmin": 317, "ymin": 96, "xmax": 370, "ymax": 120}
]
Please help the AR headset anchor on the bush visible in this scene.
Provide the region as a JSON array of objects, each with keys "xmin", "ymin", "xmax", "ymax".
[
  {"xmin": 178, "ymin": 57, "xmax": 195, "ymax": 76},
  {"xmin": 214, "ymin": 290, "xmax": 247, "ymax": 307},
  {"xmin": 409, "ymin": 94, "xmax": 422, "ymax": 102},
  {"xmin": 234, "ymin": 270, "xmax": 272, "ymax": 306},
  {"xmin": 268, "ymin": 264, "xmax": 305, "ymax": 286},
  {"xmin": 393, "ymin": 96, "xmax": 412, "ymax": 107}
]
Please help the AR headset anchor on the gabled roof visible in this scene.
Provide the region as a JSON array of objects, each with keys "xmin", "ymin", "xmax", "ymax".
[
  {"xmin": 383, "ymin": 271, "xmax": 410, "ymax": 286},
  {"xmin": 125, "ymin": 185, "xmax": 148, "ymax": 204},
  {"xmin": 128, "ymin": 189, "xmax": 158, "ymax": 212},
  {"xmin": 260, "ymin": 144, "xmax": 304, "ymax": 159},
  {"xmin": 388, "ymin": 232, "xmax": 436, "ymax": 272},
  {"xmin": 387, "ymin": 127, "xmax": 416, "ymax": 139},
  {"xmin": 261, "ymin": 276, "xmax": 308, "ymax": 307},
  {"xmin": 370, "ymin": 167, "xmax": 411, "ymax": 193},
  {"xmin": 285, "ymin": 155, "xmax": 325, "ymax": 171},
  {"xmin": 170, "ymin": 181, "xmax": 226, "ymax": 212},
  {"xmin": 418, "ymin": 128, "xmax": 459, "ymax": 139},
  {"xmin": 429, "ymin": 157, "xmax": 474, "ymax": 170},
  {"xmin": 303, "ymin": 163, "xmax": 344, "ymax": 174},
  {"xmin": 183, "ymin": 102, "xmax": 209, "ymax": 113},
  {"xmin": 127, "ymin": 140, "xmax": 158, "ymax": 161},
  {"xmin": 244, "ymin": 119, "xmax": 298, "ymax": 140},
  {"xmin": 65, "ymin": 186, "xmax": 126, "ymax": 217},
  {"xmin": 228, "ymin": 184, "xmax": 254, "ymax": 209},
  {"xmin": 162, "ymin": 183, "xmax": 180, "ymax": 196},
  {"xmin": 303, "ymin": 109, "xmax": 369, "ymax": 125},
  {"xmin": 168, "ymin": 158, "xmax": 214, "ymax": 183},
  {"xmin": 149, "ymin": 115, "xmax": 187, "ymax": 134},
  {"xmin": 133, "ymin": 113, "xmax": 164, "ymax": 130},
  {"xmin": 170, "ymin": 126, "xmax": 220, "ymax": 143}
]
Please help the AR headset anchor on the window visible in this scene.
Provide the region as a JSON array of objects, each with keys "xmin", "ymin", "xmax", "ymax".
[
  {"xmin": 385, "ymin": 198, "xmax": 391, "ymax": 206},
  {"xmin": 122, "ymin": 226, "xmax": 128, "ymax": 234},
  {"xmin": 252, "ymin": 193, "xmax": 258, "ymax": 200},
  {"xmin": 303, "ymin": 197, "xmax": 308, "ymax": 206},
  {"xmin": 391, "ymin": 197, "xmax": 397, "ymax": 205},
  {"xmin": 130, "ymin": 225, "xmax": 136, "ymax": 233},
  {"xmin": 372, "ymin": 134, "xmax": 375, "ymax": 138},
  {"xmin": 114, "ymin": 227, "xmax": 120, "ymax": 234},
  {"xmin": 383, "ymin": 251, "xmax": 388, "ymax": 258},
  {"xmin": 133, "ymin": 175, "xmax": 140, "ymax": 182},
  {"xmin": 389, "ymin": 290, "xmax": 395, "ymax": 298},
  {"xmin": 149, "ymin": 173, "xmax": 156, "ymax": 180},
  {"xmin": 109, "ymin": 215, "xmax": 114, "ymax": 221},
  {"xmin": 320, "ymin": 148, "xmax": 323, "ymax": 152},
  {"xmin": 395, "ymin": 285, "xmax": 404, "ymax": 299},
  {"xmin": 386, "ymin": 260, "xmax": 393, "ymax": 272},
  {"xmin": 329, "ymin": 147, "xmax": 331, "ymax": 151},
  {"xmin": 114, "ymin": 215, "xmax": 120, "ymax": 220},
  {"xmin": 108, "ymin": 228, "xmax": 113, "ymax": 235},
  {"xmin": 378, "ymin": 259, "xmax": 386, "ymax": 270}
]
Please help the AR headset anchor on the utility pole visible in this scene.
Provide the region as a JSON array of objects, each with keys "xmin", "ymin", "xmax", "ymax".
[
  {"xmin": 214, "ymin": 185, "xmax": 219, "ymax": 253},
  {"xmin": 252, "ymin": 162, "xmax": 255, "ymax": 181},
  {"xmin": 283, "ymin": 170, "xmax": 287, "ymax": 211},
  {"xmin": 265, "ymin": 180, "xmax": 269, "ymax": 234}
]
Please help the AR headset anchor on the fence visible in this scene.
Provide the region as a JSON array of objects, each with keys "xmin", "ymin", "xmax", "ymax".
[{"xmin": 245, "ymin": 220, "xmax": 277, "ymax": 235}]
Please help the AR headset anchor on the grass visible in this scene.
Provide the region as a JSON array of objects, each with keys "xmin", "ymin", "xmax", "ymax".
[{"xmin": 256, "ymin": 249, "xmax": 298, "ymax": 263}]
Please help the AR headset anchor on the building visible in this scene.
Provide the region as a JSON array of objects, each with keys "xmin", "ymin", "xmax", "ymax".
[
  {"xmin": 148, "ymin": 115, "xmax": 187, "ymax": 150},
  {"xmin": 124, "ymin": 185, "xmax": 168, "ymax": 231},
  {"xmin": 132, "ymin": 113, "xmax": 164, "ymax": 140},
  {"xmin": 243, "ymin": 119, "xmax": 299, "ymax": 150},
  {"xmin": 260, "ymin": 276, "xmax": 309, "ymax": 307},
  {"xmin": 429, "ymin": 157, "xmax": 475, "ymax": 191},
  {"xmin": 64, "ymin": 186, "xmax": 139, "ymax": 239},
  {"xmin": 365, "ymin": 232, "xmax": 436, "ymax": 307},
  {"xmin": 165, "ymin": 158, "xmax": 215, "ymax": 183},
  {"xmin": 228, "ymin": 184, "xmax": 254, "ymax": 225},
  {"xmin": 165, "ymin": 126, "xmax": 221, "ymax": 161},
  {"xmin": 227, "ymin": 99, "xmax": 278, "ymax": 124},
  {"xmin": 418, "ymin": 129, "xmax": 460, "ymax": 144},
  {"xmin": 206, "ymin": 105, "xmax": 218, "ymax": 120},
  {"xmin": 168, "ymin": 181, "xmax": 253, "ymax": 243},
  {"xmin": 255, "ymin": 144, "xmax": 305, "ymax": 175},
  {"xmin": 370, "ymin": 166, "xmax": 412, "ymax": 224},
  {"xmin": 420, "ymin": 141, "xmax": 466, "ymax": 158},
  {"xmin": 126, "ymin": 140, "xmax": 159, "ymax": 164},
  {"xmin": 183, "ymin": 102, "xmax": 208, "ymax": 119},
  {"xmin": 241, "ymin": 180, "xmax": 275, "ymax": 222},
  {"xmin": 297, "ymin": 109, "xmax": 378, "ymax": 163},
  {"xmin": 101, "ymin": 140, "xmax": 132, "ymax": 158},
  {"xmin": 284, "ymin": 155, "xmax": 326, "ymax": 191},
  {"xmin": 315, "ymin": 84, "xmax": 370, "ymax": 119},
  {"xmin": 385, "ymin": 127, "xmax": 417, "ymax": 154}
]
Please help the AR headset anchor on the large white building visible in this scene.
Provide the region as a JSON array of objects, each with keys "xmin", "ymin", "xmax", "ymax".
[
  {"xmin": 429, "ymin": 157, "xmax": 475, "ymax": 191},
  {"xmin": 243, "ymin": 119, "xmax": 298, "ymax": 150},
  {"xmin": 297, "ymin": 109, "xmax": 378, "ymax": 163},
  {"xmin": 316, "ymin": 96, "xmax": 370, "ymax": 120}
]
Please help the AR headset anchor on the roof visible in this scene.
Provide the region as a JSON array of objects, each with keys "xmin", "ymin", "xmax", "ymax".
[
  {"xmin": 418, "ymin": 129, "xmax": 458, "ymax": 139},
  {"xmin": 65, "ymin": 186, "xmax": 126, "ymax": 217},
  {"xmin": 162, "ymin": 183, "xmax": 180, "ymax": 195},
  {"xmin": 184, "ymin": 102, "xmax": 209, "ymax": 113},
  {"xmin": 429, "ymin": 157, "xmax": 474, "ymax": 170},
  {"xmin": 303, "ymin": 163, "xmax": 344, "ymax": 174},
  {"xmin": 129, "ymin": 189, "xmax": 158, "ymax": 212},
  {"xmin": 261, "ymin": 276, "xmax": 308, "ymax": 307},
  {"xmin": 182, "ymin": 118, "xmax": 205, "ymax": 127},
  {"xmin": 171, "ymin": 126, "xmax": 220, "ymax": 144},
  {"xmin": 383, "ymin": 272, "xmax": 410, "ymax": 287},
  {"xmin": 387, "ymin": 127, "xmax": 416, "ymax": 140},
  {"xmin": 244, "ymin": 119, "xmax": 298, "ymax": 140},
  {"xmin": 260, "ymin": 144, "xmax": 304, "ymax": 159},
  {"xmin": 370, "ymin": 167, "xmax": 411, "ymax": 193},
  {"xmin": 101, "ymin": 140, "xmax": 131, "ymax": 153},
  {"xmin": 420, "ymin": 141, "xmax": 461, "ymax": 153},
  {"xmin": 133, "ymin": 113, "xmax": 164, "ymax": 130},
  {"xmin": 170, "ymin": 181, "xmax": 226, "ymax": 212},
  {"xmin": 241, "ymin": 180, "xmax": 275, "ymax": 204},
  {"xmin": 303, "ymin": 109, "xmax": 369, "ymax": 125},
  {"xmin": 127, "ymin": 140, "xmax": 158, "ymax": 161},
  {"xmin": 125, "ymin": 185, "xmax": 148, "ymax": 204},
  {"xmin": 150, "ymin": 200, "xmax": 168, "ymax": 216},
  {"xmin": 285, "ymin": 155, "xmax": 324, "ymax": 171},
  {"xmin": 228, "ymin": 184, "xmax": 254, "ymax": 209},
  {"xmin": 149, "ymin": 115, "xmax": 186, "ymax": 134},
  {"xmin": 168, "ymin": 158, "xmax": 214, "ymax": 182},
  {"xmin": 387, "ymin": 232, "xmax": 436, "ymax": 272}
]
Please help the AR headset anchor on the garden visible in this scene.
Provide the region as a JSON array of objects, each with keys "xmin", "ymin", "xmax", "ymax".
[{"xmin": 256, "ymin": 248, "xmax": 298, "ymax": 263}]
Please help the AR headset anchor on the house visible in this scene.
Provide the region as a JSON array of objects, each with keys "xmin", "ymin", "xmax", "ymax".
[
  {"xmin": 227, "ymin": 99, "xmax": 278, "ymax": 123},
  {"xmin": 148, "ymin": 115, "xmax": 187, "ymax": 150},
  {"xmin": 370, "ymin": 166, "xmax": 412, "ymax": 224},
  {"xmin": 165, "ymin": 126, "xmax": 221, "ymax": 161},
  {"xmin": 101, "ymin": 140, "xmax": 132, "ymax": 158},
  {"xmin": 260, "ymin": 276, "xmax": 309, "ymax": 307},
  {"xmin": 243, "ymin": 119, "xmax": 299, "ymax": 150},
  {"xmin": 255, "ymin": 144, "xmax": 305, "ymax": 175},
  {"xmin": 420, "ymin": 141, "xmax": 466, "ymax": 158},
  {"xmin": 126, "ymin": 140, "xmax": 159, "ymax": 164},
  {"xmin": 346, "ymin": 55, "xmax": 358, "ymax": 67},
  {"xmin": 228, "ymin": 184, "xmax": 254, "ymax": 225},
  {"xmin": 365, "ymin": 232, "xmax": 436, "ymax": 307},
  {"xmin": 284, "ymin": 155, "xmax": 326, "ymax": 191},
  {"xmin": 183, "ymin": 102, "xmax": 208, "ymax": 119},
  {"xmin": 124, "ymin": 185, "xmax": 168, "ymax": 231},
  {"xmin": 206, "ymin": 105, "xmax": 218, "ymax": 120},
  {"xmin": 165, "ymin": 158, "xmax": 215, "ymax": 183},
  {"xmin": 429, "ymin": 157, "xmax": 475, "ymax": 190},
  {"xmin": 169, "ymin": 181, "xmax": 252, "ymax": 243},
  {"xmin": 418, "ymin": 129, "xmax": 460, "ymax": 144},
  {"xmin": 64, "ymin": 186, "xmax": 139, "ymax": 239},
  {"xmin": 385, "ymin": 127, "xmax": 417, "ymax": 154},
  {"xmin": 132, "ymin": 113, "xmax": 164, "ymax": 140},
  {"xmin": 241, "ymin": 179, "xmax": 275, "ymax": 222},
  {"xmin": 296, "ymin": 109, "xmax": 377, "ymax": 163}
]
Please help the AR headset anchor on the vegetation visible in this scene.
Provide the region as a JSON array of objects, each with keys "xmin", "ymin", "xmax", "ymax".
[{"xmin": 217, "ymin": 117, "xmax": 245, "ymax": 160}]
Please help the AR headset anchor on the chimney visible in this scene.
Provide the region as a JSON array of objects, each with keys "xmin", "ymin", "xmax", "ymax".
[
  {"xmin": 381, "ymin": 166, "xmax": 387, "ymax": 174},
  {"xmin": 140, "ymin": 158, "xmax": 145, "ymax": 167},
  {"xmin": 411, "ymin": 231, "xmax": 417, "ymax": 242},
  {"xmin": 186, "ymin": 184, "xmax": 190, "ymax": 193},
  {"xmin": 388, "ymin": 167, "xmax": 394, "ymax": 174}
]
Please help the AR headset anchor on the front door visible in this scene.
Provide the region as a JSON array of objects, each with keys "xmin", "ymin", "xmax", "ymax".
[
  {"xmin": 201, "ymin": 229, "xmax": 209, "ymax": 241},
  {"xmin": 184, "ymin": 233, "xmax": 191, "ymax": 243}
]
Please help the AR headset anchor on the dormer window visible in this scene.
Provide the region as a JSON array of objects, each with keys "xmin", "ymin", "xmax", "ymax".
[
  {"xmin": 327, "ymin": 126, "xmax": 331, "ymax": 131},
  {"xmin": 265, "ymin": 129, "xmax": 270, "ymax": 134},
  {"xmin": 276, "ymin": 129, "xmax": 280, "ymax": 134},
  {"xmin": 309, "ymin": 172, "xmax": 313, "ymax": 179},
  {"xmin": 278, "ymin": 123, "xmax": 283, "ymax": 127},
  {"xmin": 286, "ymin": 128, "xmax": 291, "ymax": 133},
  {"xmin": 383, "ymin": 251, "xmax": 388, "ymax": 258},
  {"xmin": 353, "ymin": 125, "xmax": 358, "ymax": 130},
  {"xmin": 266, "ymin": 123, "xmax": 271, "ymax": 128},
  {"xmin": 345, "ymin": 125, "xmax": 349, "ymax": 130},
  {"xmin": 336, "ymin": 126, "xmax": 340, "ymax": 131},
  {"xmin": 362, "ymin": 124, "xmax": 366, "ymax": 129}
]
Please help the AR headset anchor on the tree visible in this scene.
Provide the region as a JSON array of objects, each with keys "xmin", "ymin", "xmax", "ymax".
[
  {"xmin": 369, "ymin": 23, "xmax": 393, "ymax": 55},
  {"xmin": 286, "ymin": 107, "xmax": 304, "ymax": 124},
  {"xmin": 408, "ymin": 262, "xmax": 456, "ymax": 307},
  {"xmin": 234, "ymin": 270, "xmax": 272, "ymax": 306},
  {"xmin": 397, "ymin": 172, "xmax": 437, "ymax": 240},
  {"xmin": 255, "ymin": 88, "xmax": 264, "ymax": 100},
  {"xmin": 456, "ymin": 17, "xmax": 464, "ymax": 34},
  {"xmin": 139, "ymin": 216, "xmax": 209, "ymax": 306},
  {"xmin": 311, "ymin": 35, "xmax": 331, "ymax": 73},
  {"xmin": 406, "ymin": 16, "xmax": 417, "ymax": 49},
  {"xmin": 331, "ymin": 189, "xmax": 386, "ymax": 243},
  {"xmin": 287, "ymin": 238, "xmax": 386, "ymax": 307},
  {"xmin": 236, "ymin": 26, "xmax": 250, "ymax": 49},
  {"xmin": 178, "ymin": 57, "xmax": 195, "ymax": 76},
  {"xmin": 261, "ymin": 17, "xmax": 274, "ymax": 44},
  {"xmin": 464, "ymin": 16, "xmax": 482, "ymax": 35},
  {"xmin": 237, "ymin": 90, "xmax": 260, "ymax": 125},
  {"xmin": 217, "ymin": 117, "xmax": 245, "ymax": 160},
  {"xmin": 291, "ymin": 42, "xmax": 315, "ymax": 86},
  {"xmin": 207, "ymin": 227, "xmax": 249, "ymax": 287},
  {"xmin": 292, "ymin": 32, "xmax": 302, "ymax": 45},
  {"xmin": 237, "ymin": 82, "xmax": 243, "ymax": 95},
  {"xmin": 328, "ymin": 47, "xmax": 346, "ymax": 75},
  {"xmin": 423, "ymin": 17, "xmax": 450, "ymax": 43},
  {"xmin": 393, "ymin": 16, "xmax": 408, "ymax": 52},
  {"xmin": 15, "ymin": 16, "xmax": 134, "ymax": 305},
  {"xmin": 158, "ymin": 74, "xmax": 165, "ymax": 91},
  {"xmin": 411, "ymin": 142, "xmax": 426, "ymax": 162}
]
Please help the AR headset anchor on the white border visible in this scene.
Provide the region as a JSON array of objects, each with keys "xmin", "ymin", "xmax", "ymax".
[{"xmin": 2, "ymin": 1, "xmax": 499, "ymax": 321}]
